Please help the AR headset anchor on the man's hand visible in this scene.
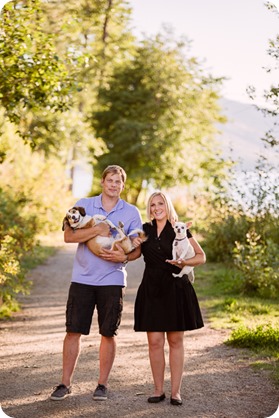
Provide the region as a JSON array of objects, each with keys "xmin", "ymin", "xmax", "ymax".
[{"xmin": 99, "ymin": 244, "xmax": 127, "ymax": 263}]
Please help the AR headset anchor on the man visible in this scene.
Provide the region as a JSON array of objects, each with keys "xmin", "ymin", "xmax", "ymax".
[{"xmin": 50, "ymin": 165, "xmax": 142, "ymax": 401}]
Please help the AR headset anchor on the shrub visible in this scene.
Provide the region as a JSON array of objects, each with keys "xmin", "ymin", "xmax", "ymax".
[
  {"xmin": 233, "ymin": 230, "xmax": 279, "ymax": 298},
  {"xmin": 225, "ymin": 324, "xmax": 279, "ymax": 351},
  {"xmin": 0, "ymin": 132, "xmax": 75, "ymax": 317},
  {"xmin": 0, "ymin": 189, "xmax": 38, "ymax": 316},
  {"xmin": 203, "ymin": 214, "xmax": 251, "ymax": 262}
]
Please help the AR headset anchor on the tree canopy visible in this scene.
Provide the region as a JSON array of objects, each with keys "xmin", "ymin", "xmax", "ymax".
[
  {"xmin": 91, "ymin": 33, "xmax": 227, "ymax": 202},
  {"xmin": 0, "ymin": 0, "xmax": 74, "ymax": 143}
]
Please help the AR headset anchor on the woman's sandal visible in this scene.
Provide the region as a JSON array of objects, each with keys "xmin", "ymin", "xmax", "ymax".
[
  {"xmin": 147, "ymin": 393, "xmax": 166, "ymax": 403},
  {"xmin": 170, "ymin": 397, "xmax": 183, "ymax": 406}
]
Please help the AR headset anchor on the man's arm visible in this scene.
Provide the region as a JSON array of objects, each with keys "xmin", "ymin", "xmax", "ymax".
[
  {"xmin": 64, "ymin": 222, "xmax": 110, "ymax": 244},
  {"xmin": 123, "ymin": 246, "xmax": 141, "ymax": 262}
]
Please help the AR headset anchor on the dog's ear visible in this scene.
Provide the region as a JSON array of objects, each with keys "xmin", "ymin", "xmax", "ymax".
[
  {"xmin": 170, "ymin": 218, "xmax": 176, "ymax": 227},
  {"xmin": 62, "ymin": 217, "xmax": 69, "ymax": 231},
  {"xmin": 185, "ymin": 221, "xmax": 192, "ymax": 229},
  {"xmin": 75, "ymin": 206, "xmax": 86, "ymax": 216}
]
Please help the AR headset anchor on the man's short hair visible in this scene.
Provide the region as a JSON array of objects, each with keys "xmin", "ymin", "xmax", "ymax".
[{"xmin": 102, "ymin": 165, "xmax": 127, "ymax": 183}]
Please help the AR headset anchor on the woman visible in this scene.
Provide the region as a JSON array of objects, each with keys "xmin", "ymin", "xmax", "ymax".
[{"xmin": 134, "ymin": 191, "xmax": 205, "ymax": 406}]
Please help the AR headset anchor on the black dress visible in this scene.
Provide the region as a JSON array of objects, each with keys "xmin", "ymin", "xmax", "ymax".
[{"xmin": 134, "ymin": 220, "xmax": 204, "ymax": 332}]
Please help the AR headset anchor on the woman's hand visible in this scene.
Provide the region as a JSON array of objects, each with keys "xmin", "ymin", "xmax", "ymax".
[
  {"xmin": 131, "ymin": 236, "xmax": 144, "ymax": 248},
  {"xmin": 165, "ymin": 258, "xmax": 186, "ymax": 268}
]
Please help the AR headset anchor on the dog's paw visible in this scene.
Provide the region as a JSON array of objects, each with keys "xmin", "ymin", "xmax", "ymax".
[{"xmin": 172, "ymin": 273, "xmax": 182, "ymax": 278}]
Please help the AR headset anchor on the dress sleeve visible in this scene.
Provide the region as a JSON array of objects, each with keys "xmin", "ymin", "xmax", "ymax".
[{"xmin": 187, "ymin": 229, "xmax": 193, "ymax": 238}]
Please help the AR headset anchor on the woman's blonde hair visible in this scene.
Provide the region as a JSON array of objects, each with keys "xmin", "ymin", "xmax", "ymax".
[{"xmin": 146, "ymin": 191, "xmax": 178, "ymax": 223}]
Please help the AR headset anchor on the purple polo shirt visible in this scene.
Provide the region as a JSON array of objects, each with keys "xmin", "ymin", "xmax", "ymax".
[{"xmin": 71, "ymin": 194, "xmax": 142, "ymax": 287}]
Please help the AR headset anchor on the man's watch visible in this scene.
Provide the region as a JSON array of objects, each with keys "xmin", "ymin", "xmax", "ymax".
[{"xmin": 123, "ymin": 255, "xmax": 128, "ymax": 264}]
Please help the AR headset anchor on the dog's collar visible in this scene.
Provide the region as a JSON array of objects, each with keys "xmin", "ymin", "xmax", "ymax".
[{"xmin": 174, "ymin": 237, "xmax": 187, "ymax": 246}]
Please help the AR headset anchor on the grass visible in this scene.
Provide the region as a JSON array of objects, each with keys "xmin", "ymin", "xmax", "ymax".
[
  {"xmin": 251, "ymin": 360, "xmax": 279, "ymax": 385},
  {"xmin": 195, "ymin": 263, "xmax": 279, "ymax": 329},
  {"xmin": 194, "ymin": 262, "xmax": 279, "ymax": 385}
]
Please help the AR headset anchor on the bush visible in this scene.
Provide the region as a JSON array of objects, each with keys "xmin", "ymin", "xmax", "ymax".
[
  {"xmin": 225, "ymin": 324, "xmax": 279, "ymax": 351},
  {"xmin": 0, "ymin": 134, "xmax": 75, "ymax": 318},
  {"xmin": 203, "ymin": 214, "xmax": 251, "ymax": 262},
  {"xmin": 233, "ymin": 230, "xmax": 279, "ymax": 298},
  {"xmin": 0, "ymin": 189, "xmax": 39, "ymax": 316}
]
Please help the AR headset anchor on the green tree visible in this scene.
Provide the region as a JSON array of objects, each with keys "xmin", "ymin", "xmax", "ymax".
[
  {"xmin": 43, "ymin": 0, "xmax": 135, "ymax": 86},
  {"xmin": 0, "ymin": 0, "xmax": 74, "ymax": 144},
  {"xmin": 91, "ymin": 32, "xmax": 227, "ymax": 203},
  {"xmin": 40, "ymin": 0, "xmax": 136, "ymax": 189},
  {"xmin": 247, "ymin": 3, "xmax": 279, "ymax": 150}
]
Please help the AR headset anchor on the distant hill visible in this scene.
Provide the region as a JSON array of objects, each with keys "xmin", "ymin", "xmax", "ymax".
[{"xmin": 217, "ymin": 98, "xmax": 278, "ymax": 170}]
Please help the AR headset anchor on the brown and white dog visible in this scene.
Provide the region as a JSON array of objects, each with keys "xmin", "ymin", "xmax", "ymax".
[
  {"xmin": 171, "ymin": 221, "xmax": 195, "ymax": 282},
  {"xmin": 62, "ymin": 206, "xmax": 146, "ymax": 257}
]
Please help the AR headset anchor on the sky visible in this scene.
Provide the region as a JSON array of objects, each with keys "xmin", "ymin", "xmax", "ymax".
[{"xmin": 129, "ymin": 0, "xmax": 279, "ymax": 106}]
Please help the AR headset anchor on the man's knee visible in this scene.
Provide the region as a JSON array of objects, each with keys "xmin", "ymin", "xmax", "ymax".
[{"xmin": 65, "ymin": 332, "xmax": 82, "ymax": 341}]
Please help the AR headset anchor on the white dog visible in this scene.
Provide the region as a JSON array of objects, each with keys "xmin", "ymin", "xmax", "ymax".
[{"xmin": 171, "ymin": 221, "xmax": 195, "ymax": 282}]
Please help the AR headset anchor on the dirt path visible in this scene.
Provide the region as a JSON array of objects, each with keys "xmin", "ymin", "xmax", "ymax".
[{"xmin": 0, "ymin": 245, "xmax": 278, "ymax": 418}]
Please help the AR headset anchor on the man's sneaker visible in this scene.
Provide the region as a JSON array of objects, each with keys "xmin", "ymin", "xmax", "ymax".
[
  {"xmin": 50, "ymin": 384, "xmax": 72, "ymax": 401},
  {"xmin": 93, "ymin": 384, "xmax": 108, "ymax": 401}
]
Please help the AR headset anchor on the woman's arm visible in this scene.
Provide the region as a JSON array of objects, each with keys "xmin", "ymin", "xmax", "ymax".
[{"xmin": 180, "ymin": 236, "xmax": 206, "ymax": 267}]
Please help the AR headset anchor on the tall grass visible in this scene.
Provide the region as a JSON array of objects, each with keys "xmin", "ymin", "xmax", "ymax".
[{"xmin": 195, "ymin": 262, "xmax": 279, "ymax": 385}]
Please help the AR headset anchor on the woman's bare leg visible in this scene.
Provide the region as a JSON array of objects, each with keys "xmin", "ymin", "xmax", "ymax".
[
  {"xmin": 167, "ymin": 331, "xmax": 184, "ymax": 400},
  {"xmin": 147, "ymin": 332, "xmax": 166, "ymax": 396}
]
